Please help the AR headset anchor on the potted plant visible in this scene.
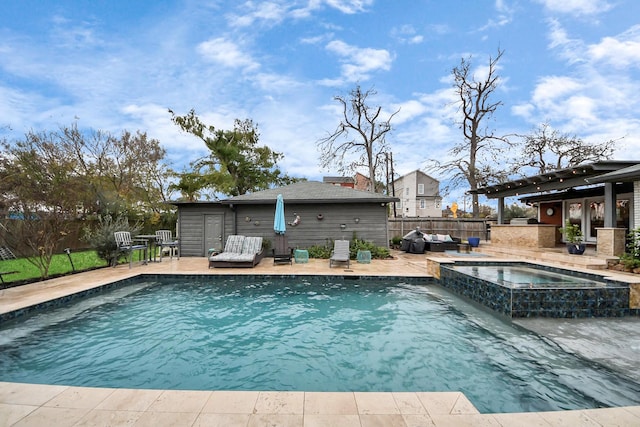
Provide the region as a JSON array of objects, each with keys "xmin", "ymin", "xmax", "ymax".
[{"xmin": 559, "ymin": 219, "xmax": 585, "ymax": 255}]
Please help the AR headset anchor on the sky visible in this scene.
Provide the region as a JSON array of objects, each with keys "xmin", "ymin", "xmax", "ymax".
[{"xmin": 1, "ymin": 0, "xmax": 639, "ymax": 205}]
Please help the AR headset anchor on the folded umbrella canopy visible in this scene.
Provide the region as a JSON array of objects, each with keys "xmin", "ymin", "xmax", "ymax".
[{"xmin": 274, "ymin": 194, "xmax": 286, "ymax": 235}]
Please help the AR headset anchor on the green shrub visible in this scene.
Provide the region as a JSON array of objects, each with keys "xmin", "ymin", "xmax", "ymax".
[
  {"xmin": 303, "ymin": 235, "xmax": 391, "ymax": 260},
  {"xmin": 307, "ymin": 241, "xmax": 333, "ymax": 259},
  {"xmin": 627, "ymin": 227, "xmax": 640, "ymax": 259},
  {"xmin": 262, "ymin": 238, "xmax": 272, "ymax": 253},
  {"xmin": 83, "ymin": 214, "xmax": 141, "ymax": 266},
  {"xmin": 620, "ymin": 253, "xmax": 640, "ymax": 270},
  {"xmin": 391, "ymin": 235, "xmax": 402, "ymax": 246}
]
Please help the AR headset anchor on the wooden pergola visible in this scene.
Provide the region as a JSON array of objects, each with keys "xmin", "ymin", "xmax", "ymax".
[{"xmin": 469, "ymin": 161, "xmax": 640, "ymax": 226}]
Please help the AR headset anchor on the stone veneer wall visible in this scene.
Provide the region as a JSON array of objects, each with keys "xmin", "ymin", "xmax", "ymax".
[
  {"xmin": 490, "ymin": 225, "xmax": 557, "ymax": 248},
  {"xmin": 631, "ymin": 283, "xmax": 640, "ymax": 313},
  {"xmin": 596, "ymin": 228, "xmax": 627, "ymax": 257}
]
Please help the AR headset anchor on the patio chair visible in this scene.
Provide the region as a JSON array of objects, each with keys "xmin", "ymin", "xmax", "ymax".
[
  {"xmin": 272, "ymin": 234, "xmax": 293, "ymax": 265},
  {"xmin": 114, "ymin": 231, "xmax": 148, "ymax": 269},
  {"xmin": 155, "ymin": 230, "xmax": 180, "ymax": 261},
  {"xmin": 330, "ymin": 239, "xmax": 350, "ymax": 268}
]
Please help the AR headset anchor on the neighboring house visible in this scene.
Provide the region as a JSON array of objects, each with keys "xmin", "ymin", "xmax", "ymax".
[
  {"xmin": 173, "ymin": 181, "xmax": 399, "ymax": 257},
  {"xmin": 323, "ymin": 176, "xmax": 355, "ymax": 188},
  {"xmin": 325, "ymin": 173, "xmax": 382, "ymax": 192},
  {"xmin": 354, "ymin": 172, "xmax": 372, "ymax": 192},
  {"xmin": 390, "ymin": 170, "xmax": 442, "ymax": 218}
]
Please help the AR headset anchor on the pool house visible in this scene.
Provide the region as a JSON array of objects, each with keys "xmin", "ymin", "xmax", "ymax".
[{"xmin": 172, "ymin": 181, "xmax": 399, "ymax": 257}]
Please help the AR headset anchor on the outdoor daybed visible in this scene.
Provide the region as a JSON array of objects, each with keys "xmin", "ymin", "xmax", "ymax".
[
  {"xmin": 208, "ymin": 235, "xmax": 265, "ymax": 268},
  {"xmin": 424, "ymin": 234, "xmax": 461, "ymax": 252},
  {"xmin": 401, "ymin": 229, "xmax": 461, "ymax": 253}
]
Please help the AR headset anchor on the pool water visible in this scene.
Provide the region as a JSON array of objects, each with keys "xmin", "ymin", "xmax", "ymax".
[
  {"xmin": 1, "ymin": 276, "xmax": 639, "ymax": 414},
  {"xmin": 451, "ymin": 265, "xmax": 606, "ymax": 288}
]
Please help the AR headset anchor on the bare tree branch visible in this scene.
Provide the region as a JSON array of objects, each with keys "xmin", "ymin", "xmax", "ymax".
[
  {"xmin": 317, "ymin": 85, "xmax": 400, "ymax": 192},
  {"xmin": 432, "ymin": 48, "xmax": 512, "ymax": 216},
  {"xmin": 516, "ymin": 123, "xmax": 619, "ymax": 174}
]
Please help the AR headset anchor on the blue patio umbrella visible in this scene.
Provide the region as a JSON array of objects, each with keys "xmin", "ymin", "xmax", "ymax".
[{"xmin": 274, "ymin": 194, "xmax": 286, "ymax": 235}]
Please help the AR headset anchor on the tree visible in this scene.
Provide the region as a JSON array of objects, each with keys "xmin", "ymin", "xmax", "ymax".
[
  {"xmin": 516, "ymin": 123, "xmax": 617, "ymax": 174},
  {"xmin": 168, "ymin": 170, "xmax": 203, "ymax": 202},
  {"xmin": 503, "ymin": 203, "xmax": 537, "ymax": 221},
  {"xmin": 317, "ymin": 85, "xmax": 399, "ymax": 192},
  {"xmin": 434, "ymin": 49, "xmax": 510, "ymax": 217},
  {"xmin": 0, "ymin": 124, "xmax": 173, "ymax": 277},
  {"xmin": 58, "ymin": 124, "xmax": 171, "ymax": 216},
  {"xmin": 0, "ymin": 133, "xmax": 79, "ymax": 278},
  {"xmin": 170, "ymin": 109, "xmax": 297, "ymax": 197}
]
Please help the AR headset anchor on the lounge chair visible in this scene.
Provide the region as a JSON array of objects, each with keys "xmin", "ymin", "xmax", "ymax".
[
  {"xmin": 272, "ymin": 234, "xmax": 293, "ymax": 265},
  {"xmin": 114, "ymin": 231, "xmax": 148, "ymax": 268},
  {"xmin": 155, "ymin": 230, "xmax": 180, "ymax": 261},
  {"xmin": 209, "ymin": 235, "xmax": 265, "ymax": 268},
  {"xmin": 330, "ymin": 240, "xmax": 350, "ymax": 268}
]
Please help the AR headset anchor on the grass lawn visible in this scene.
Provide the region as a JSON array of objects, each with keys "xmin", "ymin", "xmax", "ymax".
[{"xmin": 0, "ymin": 250, "xmax": 119, "ymax": 285}]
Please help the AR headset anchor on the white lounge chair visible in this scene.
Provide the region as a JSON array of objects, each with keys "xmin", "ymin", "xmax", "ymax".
[{"xmin": 330, "ymin": 240, "xmax": 350, "ymax": 268}]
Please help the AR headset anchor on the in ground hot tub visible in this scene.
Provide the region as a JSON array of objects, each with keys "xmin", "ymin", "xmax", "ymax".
[{"xmin": 439, "ymin": 262, "xmax": 631, "ymax": 318}]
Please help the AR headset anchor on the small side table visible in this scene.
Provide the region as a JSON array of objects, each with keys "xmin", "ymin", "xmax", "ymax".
[
  {"xmin": 294, "ymin": 249, "xmax": 309, "ymax": 263},
  {"xmin": 457, "ymin": 243, "xmax": 470, "ymax": 253},
  {"xmin": 357, "ymin": 250, "xmax": 371, "ymax": 263}
]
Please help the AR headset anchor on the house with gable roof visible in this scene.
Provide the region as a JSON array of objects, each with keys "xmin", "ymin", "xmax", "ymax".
[
  {"xmin": 390, "ymin": 170, "xmax": 442, "ymax": 218},
  {"xmin": 172, "ymin": 181, "xmax": 398, "ymax": 256}
]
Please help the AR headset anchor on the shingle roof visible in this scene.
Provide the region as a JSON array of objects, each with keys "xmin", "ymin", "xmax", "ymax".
[
  {"xmin": 585, "ymin": 164, "xmax": 640, "ymax": 184},
  {"xmin": 224, "ymin": 181, "xmax": 398, "ymax": 204}
]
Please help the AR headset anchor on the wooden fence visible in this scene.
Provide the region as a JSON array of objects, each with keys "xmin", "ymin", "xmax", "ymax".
[{"xmin": 388, "ymin": 217, "xmax": 490, "ymax": 242}]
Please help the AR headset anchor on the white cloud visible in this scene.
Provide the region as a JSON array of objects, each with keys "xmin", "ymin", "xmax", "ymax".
[
  {"xmin": 588, "ymin": 25, "xmax": 640, "ymax": 68},
  {"xmin": 535, "ymin": 0, "xmax": 612, "ymax": 15},
  {"xmin": 324, "ymin": 0, "xmax": 374, "ymax": 14},
  {"xmin": 325, "ymin": 40, "xmax": 393, "ymax": 82},
  {"xmin": 197, "ymin": 37, "xmax": 260, "ymax": 72},
  {"xmin": 513, "ymin": 18, "xmax": 640, "ymax": 159},
  {"xmin": 547, "ymin": 19, "xmax": 586, "ymax": 64},
  {"xmin": 391, "ymin": 25, "xmax": 424, "ymax": 45},
  {"xmin": 477, "ymin": 0, "xmax": 514, "ymax": 31},
  {"xmin": 232, "ymin": 0, "xmax": 373, "ymax": 23},
  {"xmin": 531, "ymin": 76, "xmax": 583, "ymax": 107},
  {"xmin": 227, "ymin": 1, "xmax": 287, "ymax": 28},
  {"xmin": 121, "ymin": 103, "xmax": 207, "ymax": 156}
]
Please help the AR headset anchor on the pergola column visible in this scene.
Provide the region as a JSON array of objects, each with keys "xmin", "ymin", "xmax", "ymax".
[
  {"xmin": 497, "ymin": 197, "xmax": 505, "ymax": 224},
  {"xmin": 604, "ymin": 182, "xmax": 617, "ymax": 228}
]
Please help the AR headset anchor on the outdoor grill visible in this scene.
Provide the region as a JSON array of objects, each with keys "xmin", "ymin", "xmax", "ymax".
[{"xmin": 401, "ymin": 228, "xmax": 426, "ymax": 254}]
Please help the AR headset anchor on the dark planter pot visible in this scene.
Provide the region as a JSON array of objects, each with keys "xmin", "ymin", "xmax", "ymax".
[
  {"xmin": 468, "ymin": 237, "xmax": 480, "ymax": 247},
  {"xmin": 567, "ymin": 243, "xmax": 586, "ymax": 255}
]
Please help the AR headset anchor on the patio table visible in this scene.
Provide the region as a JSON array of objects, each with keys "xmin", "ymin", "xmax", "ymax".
[{"xmin": 135, "ymin": 235, "xmax": 159, "ymax": 262}]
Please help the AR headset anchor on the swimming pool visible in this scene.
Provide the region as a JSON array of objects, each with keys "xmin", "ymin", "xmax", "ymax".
[
  {"xmin": 440, "ymin": 262, "xmax": 631, "ymax": 318},
  {"xmin": 1, "ymin": 275, "xmax": 639, "ymax": 414}
]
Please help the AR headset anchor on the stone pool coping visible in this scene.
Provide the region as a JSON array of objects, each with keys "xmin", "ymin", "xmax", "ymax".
[{"xmin": 1, "ymin": 254, "xmax": 639, "ymax": 426}]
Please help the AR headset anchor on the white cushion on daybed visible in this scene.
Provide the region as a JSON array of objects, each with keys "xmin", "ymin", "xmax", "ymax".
[{"xmin": 210, "ymin": 252, "xmax": 256, "ymax": 262}]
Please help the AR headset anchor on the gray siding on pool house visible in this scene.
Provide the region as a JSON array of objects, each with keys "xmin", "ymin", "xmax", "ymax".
[{"xmin": 174, "ymin": 181, "xmax": 397, "ymax": 257}]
